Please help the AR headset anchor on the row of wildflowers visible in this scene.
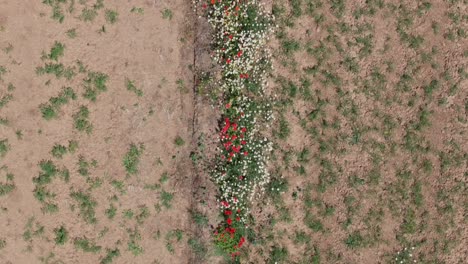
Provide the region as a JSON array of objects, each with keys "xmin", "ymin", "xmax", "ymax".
[{"xmin": 193, "ymin": 0, "xmax": 275, "ymax": 258}]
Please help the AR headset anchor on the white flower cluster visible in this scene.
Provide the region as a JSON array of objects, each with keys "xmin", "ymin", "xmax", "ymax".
[{"xmin": 194, "ymin": 0, "xmax": 274, "ymax": 224}]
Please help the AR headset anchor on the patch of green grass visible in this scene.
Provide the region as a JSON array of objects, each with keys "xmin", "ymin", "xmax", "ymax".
[
  {"xmin": 80, "ymin": 8, "xmax": 98, "ymax": 22},
  {"xmin": 66, "ymin": 28, "xmax": 77, "ymax": 38},
  {"xmin": 68, "ymin": 140, "xmax": 78, "ymax": 153},
  {"xmin": 54, "ymin": 226, "xmax": 68, "ymax": 245},
  {"xmin": 74, "ymin": 237, "xmax": 101, "ymax": 253},
  {"xmin": 0, "ymin": 65, "xmax": 6, "ymax": 80},
  {"xmin": 127, "ymin": 229, "xmax": 144, "ymax": 256},
  {"xmin": 0, "ymin": 118, "xmax": 8, "ymax": 126},
  {"xmin": 42, "ymin": 0, "xmax": 67, "ymax": 23},
  {"xmin": 0, "ymin": 94, "xmax": 13, "ymax": 110},
  {"xmin": 39, "ymin": 87, "xmax": 77, "ymax": 120},
  {"xmin": 0, "ymin": 139, "xmax": 10, "ymax": 159},
  {"xmin": 0, "ymin": 181, "xmax": 15, "ymax": 196},
  {"xmin": 70, "ymin": 191, "xmax": 97, "ymax": 224},
  {"xmin": 130, "ymin": 7, "xmax": 144, "ymax": 14},
  {"xmin": 3, "ymin": 43, "xmax": 13, "ymax": 54},
  {"xmin": 188, "ymin": 237, "xmax": 207, "ymax": 259},
  {"xmin": 191, "ymin": 211, "xmax": 208, "ymax": 226},
  {"xmin": 105, "ymin": 9, "xmax": 118, "ymax": 24},
  {"xmin": 110, "ymin": 180, "xmax": 126, "ymax": 194},
  {"xmin": 345, "ymin": 231, "xmax": 365, "ymax": 249},
  {"xmin": 51, "ymin": 144, "xmax": 67, "ymax": 158},
  {"xmin": 122, "ymin": 209, "xmax": 133, "ymax": 219},
  {"xmin": 269, "ymin": 246, "xmax": 289, "ymax": 264},
  {"xmin": 73, "ymin": 106, "xmax": 93, "ymax": 134},
  {"xmin": 161, "ymin": 8, "xmax": 173, "ymax": 20},
  {"xmin": 36, "ymin": 63, "xmax": 76, "ymax": 80},
  {"xmin": 105, "ymin": 203, "xmax": 117, "ymax": 220},
  {"xmin": 125, "ymin": 78, "xmax": 143, "ymax": 97},
  {"xmin": 174, "ymin": 136, "xmax": 185, "ymax": 146},
  {"xmin": 160, "ymin": 190, "xmax": 174, "ymax": 209},
  {"xmin": 77, "ymin": 156, "xmax": 96, "ymax": 176},
  {"xmin": 83, "ymin": 71, "xmax": 109, "ymax": 101},
  {"xmin": 136, "ymin": 206, "xmax": 150, "ymax": 224},
  {"xmin": 276, "ymin": 116, "xmax": 290, "ymax": 140},
  {"xmin": 47, "ymin": 41, "xmax": 65, "ymax": 61},
  {"xmin": 100, "ymin": 248, "xmax": 120, "ymax": 264},
  {"xmin": 123, "ymin": 143, "xmax": 144, "ymax": 175}
]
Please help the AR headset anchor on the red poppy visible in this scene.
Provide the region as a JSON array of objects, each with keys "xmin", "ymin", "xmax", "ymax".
[
  {"xmin": 224, "ymin": 141, "xmax": 232, "ymax": 149},
  {"xmin": 226, "ymin": 103, "xmax": 231, "ymax": 109},
  {"xmin": 211, "ymin": 0, "xmax": 215, "ymax": 4},
  {"xmin": 229, "ymin": 35, "xmax": 233, "ymax": 40},
  {"xmin": 237, "ymin": 50, "xmax": 243, "ymax": 57},
  {"xmin": 221, "ymin": 201, "xmax": 229, "ymax": 207},
  {"xmin": 243, "ymin": 151, "xmax": 248, "ymax": 156},
  {"xmin": 224, "ymin": 210, "xmax": 232, "ymax": 215},
  {"xmin": 241, "ymin": 127, "xmax": 247, "ymax": 133},
  {"xmin": 226, "ymin": 58, "xmax": 231, "ymax": 64},
  {"xmin": 238, "ymin": 236, "xmax": 245, "ymax": 247},
  {"xmin": 231, "ymin": 135, "xmax": 237, "ymax": 140},
  {"xmin": 236, "ymin": 216, "xmax": 241, "ymax": 221},
  {"xmin": 221, "ymin": 118, "xmax": 230, "ymax": 134},
  {"xmin": 241, "ymin": 140, "xmax": 246, "ymax": 145},
  {"xmin": 227, "ymin": 218, "xmax": 232, "ymax": 225}
]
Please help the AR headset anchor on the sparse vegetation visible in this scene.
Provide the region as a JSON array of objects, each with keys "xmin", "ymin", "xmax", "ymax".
[{"xmin": 122, "ymin": 143, "xmax": 144, "ymax": 175}]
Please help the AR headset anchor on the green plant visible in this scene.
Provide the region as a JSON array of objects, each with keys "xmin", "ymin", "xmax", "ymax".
[
  {"xmin": 130, "ymin": 7, "xmax": 144, "ymax": 14},
  {"xmin": 269, "ymin": 246, "xmax": 289, "ymax": 264},
  {"xmin": 66, "ymin": 28, "xmax": 77, "ymax": 38},
  {"xmin": 47, "ymin": 41, "xmax": 65, "ymax": 61},
  {"xmin": 74, "ymin": 237, "xmax": 101, "ymax": 253},
  {"xmin": 161, "ymin": 8, "xmax": 173, "ymax": 20},
  {"xmin": 51, "ymin": 144, "xmax": 67, "ymax": 158},
  {"xmin": 123, "ymin": 143, "xmax": 144, "ymax": 175},
  {"xmin": 73, "ymin": 106, "xmax": 93, "ymax": 133},
  {"xmin": 191, "ymin": 211, "xmax": 209, "ymax": 226},
  {"xmin": 0, "ymin": 94, "xmax": 13, "ymax": 110},
  {"xmin": 105, "ymin": 204, "xmax": 117, "ymax": 220},
  {"xmin": 345, "ymin": 232, "xmax": 365, "ymax": 249},
  {"xmin": 188, "ymin": 237, "xmax": 207, "ymax": 259},
  {"xmin": 80, "ymin": 8, "xmax": 98, "ymax": 22},
  {"xmin": 127, "ymin": 229, "xmax": 144, "ymax": 256},
  {"xmin": 105, "ymin": 9, "xmax": 118, "ymax": 24},
  {"xmin": 125, "ymin": 78, "xmax": 143, "ymax": 96},
  {"xmin": 174, "ymin": 136, "xmax": 185, "ymax": 146},
  {"xmin": 70, "ymin": 191, "xmax": 97, "ymax": 224},
  {"xmin": 82, "ymin": 71, "xmax": 108, "ymax": 101},
  {"xmin": 0, "ymin": 139, "xmax": 10, "ymax": 158},
  {"xmin": 54, "ymin": 226, "xmax": 68, "ymax": 245},
  {"xmin": 160, "ymin": 190, "xmax": 173, "ymax": 209},
  {"xmin": 100, "ymin": 248, "xmax": 120, "ymax": 264}
]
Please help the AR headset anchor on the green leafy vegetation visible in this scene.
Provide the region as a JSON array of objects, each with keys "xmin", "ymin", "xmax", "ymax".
[{"xmin": 122, "ymin": 143, "xmax": 144, "ymax": 175}]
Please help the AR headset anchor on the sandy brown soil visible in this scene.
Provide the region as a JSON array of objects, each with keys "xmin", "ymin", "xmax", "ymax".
[{"xmin": 0, "ymin": 0, "xmax": 207, "ymax": 263}]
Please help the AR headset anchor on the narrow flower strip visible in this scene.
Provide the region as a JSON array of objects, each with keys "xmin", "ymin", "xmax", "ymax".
[{"xmin": 194, "ymin": 0, "xmax": 274, "ymax": 258}]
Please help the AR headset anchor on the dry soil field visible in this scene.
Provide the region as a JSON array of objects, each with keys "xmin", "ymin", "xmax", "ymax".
[{"xmin": 0, "ymin": 1, "xmax": 467, "ymax": 264}]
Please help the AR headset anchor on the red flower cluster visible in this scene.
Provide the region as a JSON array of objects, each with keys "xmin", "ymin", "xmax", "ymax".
[
  {"xmin": 238, "ymin": 236, "xmax": 245, "ymax": 248},
  {"xmin": 220, "ymin": 117, "xmax": 248, "ymax": 162}
]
